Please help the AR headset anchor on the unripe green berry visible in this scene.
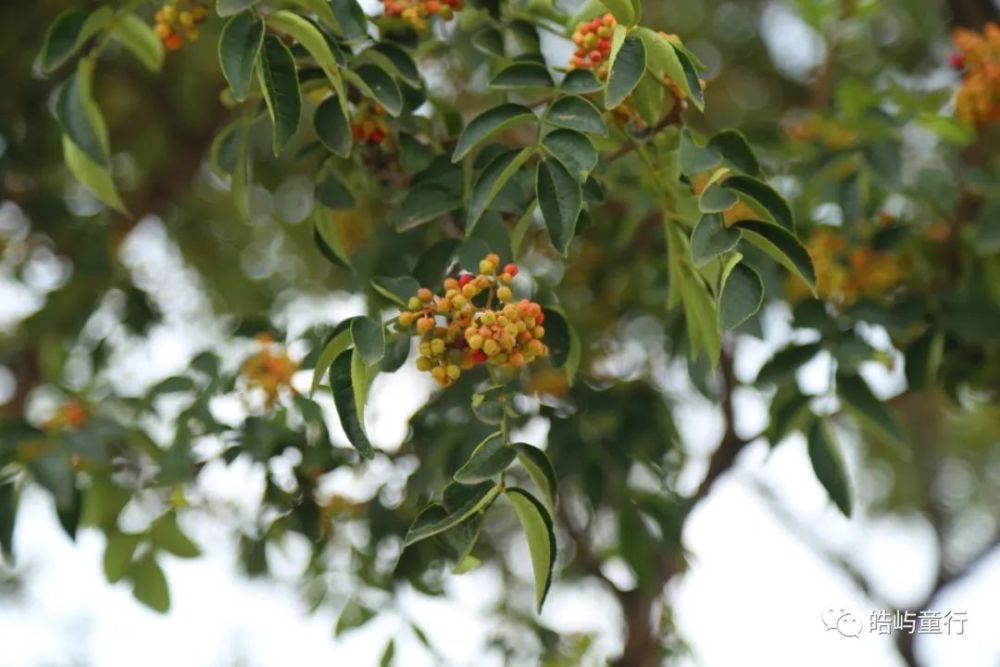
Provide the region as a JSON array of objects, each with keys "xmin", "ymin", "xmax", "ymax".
[{"xmin": 408, "ymin": 297, "xmax": 422, "ymax": 310}]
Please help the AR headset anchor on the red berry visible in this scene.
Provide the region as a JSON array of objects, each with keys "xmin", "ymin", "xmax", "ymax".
[
  {"xmin": 589, "ymin": 17, "xmax": 602, "ymax": 30},
  {"xmin": 472, "ymin": 350, "xmax": 487, "ymax": 363},
  {"xmin": 950, "ymin": 52, "xmax": 965, "ymax": 69},
  {"xmin": 590, "ymin": 50, "xmax": 603, "ymax": 62},
  {"xmin": 598, "ymin": 38, "xmax": 611, "ymax": 51},
  {"xmin": 458, "ymin": 273, "xmax": 474, "ymax": 287},
  {"xmin": 371, "ymin": 130, "xmax": 385, "ymax": 143},
  {"xmin": 503, "ymin": 263, "xmax": 518, "ymax": 277}
]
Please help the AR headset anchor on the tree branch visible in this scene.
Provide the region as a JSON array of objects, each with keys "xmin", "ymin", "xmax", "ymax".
[
  {"xmin": 606, "ymin": 104, "xmax": 685, "ymax": 163},
  {"xmin": 694, "ymin": 343, "xmax": 749, "ymax": 501}
]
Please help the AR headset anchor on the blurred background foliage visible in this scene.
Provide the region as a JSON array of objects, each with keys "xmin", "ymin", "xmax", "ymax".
[{"xmin": 1, "ymin": 0, "xmax": 999, "ymax": 665}]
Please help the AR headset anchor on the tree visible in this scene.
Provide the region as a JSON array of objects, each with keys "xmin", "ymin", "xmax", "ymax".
[{"xmin": 1, "ymin": 0, "xmax": 998, "ymax": 665}]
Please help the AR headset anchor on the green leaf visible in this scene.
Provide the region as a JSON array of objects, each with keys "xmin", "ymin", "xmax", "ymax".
[
  {"xmin": 351, "ymin": 348, "xmax": 378, "ymax": 436},
  {"xmin": 468, "ymin": 147, "xmax": 534, "ymax": 231},
  {"xmin": 39, "ymin": 7, "xmax": 113, "ymax": 73},
  {"xmin": 404, "ymin": 481, "xmax": 500, "ymax": 546},
  {"xmin": 454, "ymin": 432, "xmax": 515, "ymax": 484},
  {"xmin": 540, "ymin": 306, "xmax": 581, "ymax": 382},
  {"xmin": 836, "ymin": 371, "xmax": 905, "ymax": 447},
  {"xmin": 350, "ymin": 64, "xmax": 403, "ymax": 117},
  {"xmin": 311, "ymin": 327, "xmax": 352, "ymax": 395},
  {"xmin": 148, "ymin": 511, "xmax": 201, "ymax": 558},
  {"xmin": 330, "ymin": 0, "xmax": 368, "ymax": 41},
  {"xmin": 217, "ymin": 0, "xmax": 261, "ymax": 17},
  {"xmin": 905, "ymin": 330, "xmax": 944, "ymax": 391},
  {"xmin": 379, "ymin": 639, "xmax": 396, "ymax": 667},
  {"xmin": 380, "ymin": 335, "xmax": 411, "ymax": 373},
  {"xmin": 537, "ymin": 159, "xmax": 583, "ymax": 255},
  {"xmin": 452, "ymin": 104, "xmax": 536, "ymax": 162},
  {"xmin": 514, "ymin": 443, "xmax": 558, "ymax": 511},
  {"xmin": 755, "ymin": 342, "xmax": 822, "ymax": 386},
  {"xmin": 490, "ymin": 62, "xmax": 554, "ymax": 90},
  {"xmin": 130, "ymin": 554, "xmax": 170, "ymax": 613},
  {"xmin": 351, "ymin": 316, "xmax": 385, "ymax": 366},
  {"xmin": 336, "ymin": 599, "xmax": 376, "ymax": 636},
  {"xmin": 680, "ymin": 129, "xmax": 722, "ymax": 175},
  {"xmin": 0, "ymin": 481, "xmax": 18, "ymax": 561},
  {"xmin": 103, "ymin": 532, "xmax": 139, "ymax": 583},
  {"xmin": 63, "ymin": 136, "xmax": 126, "ymax": 213},
  {"xmin": 330, "ymin": 350, "xmax": 374, "ymax": 459},
  {"xmin": 112, "ymin": 13, "xmax": 164, "ymax": 72},
  {"xmin": 369, "ymin": 42, "xmax": 420, "ymax": 87},
  {"xmin": 606, "ymin": 31, "xmax": 645, "ymax": 109},
  {"xmin": 316, "ymin": 165, "xmax": 355, "ymax": 209},
  {"xmin": 732, "ymin": 220, "xmax": 816, "ymax": 294},
  {"xmin": 671, "ymin": 42, "xmax": 704, "ymax": 111},
  {"xmin": 807, "ymin": 419, "xmax": 852, "ymax": 517},
  {"xmin": 561, "ymin": 69, "xmax": 602, "ymax": 94},
  {"xmin": 257, "ymin": 35, "xmax": 301, "ymax": 155},
  {"xmin": 708, "ymin": 130, "xmax": 761, "ymax": 176},
  {"xmin": 398, "ymin": 184, "xmax": 463, "ymax": 230},
  {"xmin": 505, "ymin": 487, "xmax": 557, "ymax": 612},
  {"xmin": 719, "ymin": 263, "xmax": 763, "ymax": 330},
  {"xmin": 314, "ymin": 94, "xmax": 352, "ymax": 158},
  {"xmin": 55, "ymin": 71, "xmax": 106, "ymax": 168},
  {"xmin": 313, "ymin": 206, "xmax": 351, "ymax": 268},
  {"xmin": 268, "ymin": 10, "xmax": 348, "ymax": 97},
  {"xmin": 598, "ymin": 0, "xmax": 636, "ymax": 24},
  {"xmin": 636, "ymin": 27, "xmax": 681, "ymax": 83},
  {"xmin": 218, "ymin": 12, "xmax": 264, "ymax": 102},
  {"xmin": 542, "ymin": 129, "xmax": 597, "ymax": 182},
  {"xmin": 371, "ymin": 276, "xmax": 420, "ymax": 308},
  {"xmin": 723, "ymin": 176, "xmax": 794, "ymax": 232},
  {"xmin": 472, "ymin": 27, "xmax": 505, "ymax": 58},
  {"xmin": 699, "ymin": 183, "xmax": 738, "ymax": 214},
  {"xmin": 286, "ymin": 0, "xmax": 340, "ymax": 32},
  {"xmin": 545, "ymin": 96, "xmax": 608, "ymax": 137},
  {"xmin": 691, "ymin": 214, "xmax": 741, "ymax": 265}
]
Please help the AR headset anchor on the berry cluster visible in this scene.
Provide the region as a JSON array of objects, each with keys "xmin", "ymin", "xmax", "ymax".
[
  {"xmin": 243, "ymin": 333, "xmax": 298, "ymax": 408},
  {"xmin": 382, "ymin": 0, "xmax": 463, "ymax": 32},
  {"xmin": 153, "ymin": 0, "xmax": 207, "ymax": 51},
  {"xmin": 952, "ymin": 23, "xmax": 1000, "ymax": 127},
  {"xmin": 43, "ymin": 399, "xmax": 88, "ymax": 431},
  {"xmin": 397, "ymin": 256, "xmax": 549, "ymax": 387},
  {"xmin": 352, "ymin": 104, "xmax": 391, "ymax": 146},
  {"xmin": 569, "ymin": 13, "xmax": 617, "ymax": 79},
  {"xmin": 790, "ymin": 228, "xmax": 908, "ymax": 307}
]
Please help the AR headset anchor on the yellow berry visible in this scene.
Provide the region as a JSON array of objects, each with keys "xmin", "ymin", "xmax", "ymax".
[
  {"xmin": 430, "ymin": 339, "xmax": 446, "ymax": 356},
  {"xmin": 497, "ymin": 286, "xmax": 512, "ymax": 302},
  {"xmin": 468, "ymin": 334, "xmax": 484, "ymax": 350},
  {"xmin": 483, "ymin": 339, "xmax": 499, "ymax": 356},
  {"xmin": 416, "ymin": 356, "xmax": 432, "ymax": 371},
  {"xmin": 418, "ymin": 288, "xmax": 434, "ymax": 302},
  {"xmin": 479, "ymin": 259, "xmax": 495, "ymax": 274},
  {"xmin": 399, "ymin": 312, "xmax": 416, "ymax": 326},
  {"xmin": 408, "ymin": 297, "xmax": 422, "ymax": 310},
  {"xmin": 446, "ymin": 365, "xmax": 461, "ymax": 380}
]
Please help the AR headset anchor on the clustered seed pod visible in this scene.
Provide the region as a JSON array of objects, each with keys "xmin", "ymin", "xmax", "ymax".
[
  {"xmin": 397, "ymin": 256, "xmax": 549, "ymax": 387},
  {"xmin": 952, "ymin": 22, "xmax": 1000, "ymax": 127},
  {"xmin": 382, "ymin": 0, "xmax": 463, "ymax": 31},
  {"xmin": 43, "ymin": 399, "xmax": 89, "ymax": 431},
  {"xmin": 568, "ymin": 13, "xmax": 616, "ymax": 79},
  {"xmin": 352, "ymin": 104, "xmax": 391, "ymax": 146},
  {"xmin": 790, "ymin": 228, "xmax": 908, "ymax": 307},
  {"xmin": 153, "ymin": 0, "xmax": 208, "ymax": 51},
  {"xmin": 242, "ymin": 333, "xmax": 298, "ymax": 408}
]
